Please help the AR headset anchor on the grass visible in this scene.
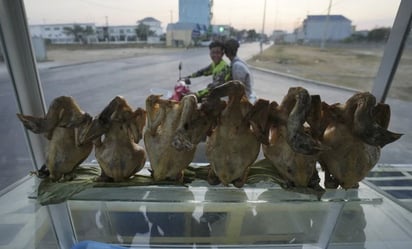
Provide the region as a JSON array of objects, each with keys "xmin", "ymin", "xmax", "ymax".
[{"xmin": 248, "ymin": 44, "xmax": 411, "ymax": 101}]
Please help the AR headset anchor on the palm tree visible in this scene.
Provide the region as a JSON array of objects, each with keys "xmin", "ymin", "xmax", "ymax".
[
  {"xmin": 63, "ymin": 24, "xmax": 95, "ymax": 44},
  {"xmin": 135, "ymin": 23, "xmax": 155, "ymax": 41}
]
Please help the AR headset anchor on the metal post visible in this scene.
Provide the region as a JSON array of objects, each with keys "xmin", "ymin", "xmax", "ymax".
[
  {"xmin": 0, "ymin": 0, "xmax": 47, "ymax": 170},
  {"xmin": 47, "ymin": 203, "xmax": 78, "ymax": 249},
  {"xmin": 0, "ymin": 1, "xmax": 78, "ymax": 248},
  {"xmin": 371, "ymin": 0, "xmax": 412, "ymax": 103}
]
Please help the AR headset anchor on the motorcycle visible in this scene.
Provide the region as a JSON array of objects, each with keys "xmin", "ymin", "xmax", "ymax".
[
  {"xmin": 169, "ymin": 62, "xmax": 191, "ymax": 102},
  {"xmin": 150, "ymin": 62, "xmax": 206, "ymax": 102}
]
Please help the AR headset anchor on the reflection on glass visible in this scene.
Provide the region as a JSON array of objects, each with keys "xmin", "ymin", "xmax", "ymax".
[
  {"xmin": 68, "ymin": 187, "xmax": 387, "ymax": 247},
  {"xmin": 0, "ymin": 68, "xmax": 33, "ymax": 190},
  {"xmin": 241, "ymin": 190, "xmax": 327, "ymax": 245},
  {"xmin": 331, "ymin": 202, "xmax": 366, "ymax": 248},
  {"xmin": 71, "ymin": 188, "xmax": 213, "ymax": 247},
  {"xmin": 389, "ymin": 33, "xmax": 412, "ymax": 102}
]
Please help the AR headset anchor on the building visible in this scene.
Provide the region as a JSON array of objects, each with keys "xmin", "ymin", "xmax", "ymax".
[
  {"xmin": 29, "ymin": 22, "xmax": 165, "ymax": 44},
  {"xmin": 96, "ymin": 25, "xmax": 137, "ymax": 42},
  {"xmin": 179, "ymin": 0, "xmax": 211, "ymax": 27},
  {"xmin": 303, "ymin": 15, "xmax": 352, "ymax": 42},
  {"xmin": 165, "ymin": 0, "xmax": 212, "ymax": 47},
  {"xmin": 166, "ymin": 22, "xmax": 199, "ymax": 47},
  {"xmin": 271, "ymin": 30, "xmax": 287, "ymax": 43},
  {"xmin": 29, "ymin": 23, "xmax": 97, "ymax": 44},
  {"xmin": 137, "ymin": 17, "xmax": 163, "ymax": 36}
]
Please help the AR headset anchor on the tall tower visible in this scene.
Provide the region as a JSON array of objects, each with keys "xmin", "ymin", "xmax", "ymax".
[{"xmin": 179, "ymin": 0, "xmax": 211, "ymax": 27}]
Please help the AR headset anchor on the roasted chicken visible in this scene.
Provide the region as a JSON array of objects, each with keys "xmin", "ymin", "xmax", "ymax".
[
  {"xmin": 144, "ymin": 94, "xmax": 202, "ymax": 182},
  {"xmin": 205, "ymin": 81, "xmax": 270, "ymax": 188},
  {"xmin": 262, "ymin": 87, "xmax": 327, "ymax": 189},
  {"xmin": 79, "ymin": 96, "xmax": 146, "ymax": 182},
  {"xmin": 17, "ymin": 96, "xmax": 92, "ymax": 181},
  {"xmin": 318, "ymin": 92, "xmax": 402, "ymax": 189}
]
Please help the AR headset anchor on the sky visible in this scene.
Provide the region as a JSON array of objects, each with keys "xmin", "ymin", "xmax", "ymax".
[{"xmin": 24, "ymin": 0, "xmax": 401, "ymax": 34}]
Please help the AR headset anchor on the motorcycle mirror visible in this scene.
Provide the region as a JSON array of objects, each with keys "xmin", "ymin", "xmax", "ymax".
[{"xmin": 178, "ymin": 62, "xmax": 182, "ymax": 79}]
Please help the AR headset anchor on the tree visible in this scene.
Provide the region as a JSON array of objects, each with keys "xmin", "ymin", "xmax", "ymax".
[
  {"xmin": 228, "ymin": 26, "xmax": 238, "ymax": 38},
  {"xmin": 63, "ymin": 24, "xmax": 94, "ymax": 44},
  {"xmin": 367, "ymin": 27, "xmax": 391, "ymax": 42},
  {"xmin": 246, "ymin": 29, "xmax": 259, "ymax": 41},
  {"xmin": 135, "ymin": 23, "xmax": 155, "ymax": 41},
  {"xmin": 236, "ymin": 29, "xmax": 248, "ymax": 41}
]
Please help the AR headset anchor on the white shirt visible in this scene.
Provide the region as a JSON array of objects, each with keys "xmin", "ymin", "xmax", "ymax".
[{"xmin": 231, "ymin": 56, "xmax": 257, "ymax": 103}]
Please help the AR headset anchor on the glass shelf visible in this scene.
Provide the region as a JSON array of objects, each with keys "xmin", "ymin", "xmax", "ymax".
[
  {"xmin": 69, "ymin": 182, "xmax": 383, "ymax": 204},
  {"xmin": 2, "ymin": 166, "xmax": 412, "ymax": 249},
  {"xmin": 65, "ymin": 182, "xmax": 408, "ymax": 248}
]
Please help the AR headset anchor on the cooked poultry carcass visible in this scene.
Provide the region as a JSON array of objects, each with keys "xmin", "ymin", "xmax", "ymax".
[
  {"xmin": 172, "ymin": 93, "xmax": 227, "ymax": 152},
  {"xmin": 318, "ymin": 92, "xmax": 402, "ymax": 189},
  {"xmin": 79, "ymin": 96, "xmax": 146, "ymax": 182},
  {"xmin": 205, "ymin": 81, "xmax": 270, "ymax": 188},
  {"xmin": 17, "ymin": 96, "xmax": 92, "ymax": 181},
  {"xmin": 262, "ymin": 87, "xmax": 328, "ymax": 189},
  {"xmin": 144, "ymin": 94, "xmax": 204, "ymax": 182}
]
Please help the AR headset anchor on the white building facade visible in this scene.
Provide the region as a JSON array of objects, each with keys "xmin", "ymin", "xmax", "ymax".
[
  {"xmin": 29, "ymin": 23, "xmax": 97, "ymax": 44},
  {"xmin": 29, "ymin": 21, "xmax": 163, "ymax": 44},
  {"xmin": 95, "ymin": 25, "xmax": 137, "ymax": 42},
  {"xmin": 137, "ymin": 17, "xmax": 163, "ymax": 36},
  {"xmin": 303, "ymin": 15, "xmax": 353, "ymax": 42}
]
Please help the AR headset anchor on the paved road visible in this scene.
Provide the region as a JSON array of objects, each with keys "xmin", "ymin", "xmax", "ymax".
[{"xmin": 0, "ymin": 42, "xmax": 410, "ymax": 190}]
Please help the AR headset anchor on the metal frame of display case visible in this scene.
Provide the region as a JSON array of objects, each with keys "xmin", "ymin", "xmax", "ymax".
[
  {"xmin": 372, "ymin": 0, "xmax": 412, "ymax": 102},
  {"xmin": 0, "ymin": 0, "xmax": 411, "ymax": 248}
]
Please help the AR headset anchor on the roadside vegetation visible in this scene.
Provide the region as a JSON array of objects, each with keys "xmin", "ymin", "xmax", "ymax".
[{"xmin": 248, "ymin": 43, "xmax": 412, "ymax": 102}]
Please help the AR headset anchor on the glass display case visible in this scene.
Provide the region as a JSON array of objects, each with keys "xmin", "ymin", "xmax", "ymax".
[
  {"xmin": 0, "ymin": 0, "xmax": 411, "ymax": 248},
  {"xmin": 1, "ymin": 169, "xmax": 412, "ymax": 248}
]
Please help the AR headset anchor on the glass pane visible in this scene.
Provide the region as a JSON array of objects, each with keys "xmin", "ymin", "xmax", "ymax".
[
  {"xmin": 0, "ymin": 57, "xmax": 33, "ymax": 190},
  {"xmin": 21, "ymin": 0, "xmax": 404, "ymax": 164},
  {"xmin": 67, "ymin": 185, "xmax": 412, "ymax": 248},
  {"xmin": 388, "ymin": 29, "xmax": 412, "ymax": 102},
  {"xmin": 382, "ymin": 29, "xmax": 412, "ymax": 163},
  {"xmin": 0, "ymin": 178, "xmax": 59, "ymax": 248}
]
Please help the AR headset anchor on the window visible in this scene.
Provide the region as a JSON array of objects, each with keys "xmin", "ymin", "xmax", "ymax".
[{"xmin": 8, "ymin": 0, "xmax": 405, "ymax": 178}]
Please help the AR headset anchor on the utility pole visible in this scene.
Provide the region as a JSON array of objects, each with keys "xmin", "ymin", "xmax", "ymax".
[
  {"xmin": 321, "ymin": 0, "xmax": 332, "ymax": 49},
  {"xmin": 260, "ymin": 0, "xmax": 267, "ymax": 53},
  {"xmin": 170, "ymin": 10, "xmax": 174, "ymax": 47}
]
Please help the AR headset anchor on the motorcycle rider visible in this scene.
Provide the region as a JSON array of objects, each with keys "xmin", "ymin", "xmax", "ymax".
[{"xmin": 185, "ymin": 40, "xmax": 231, "ymax": 100}]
